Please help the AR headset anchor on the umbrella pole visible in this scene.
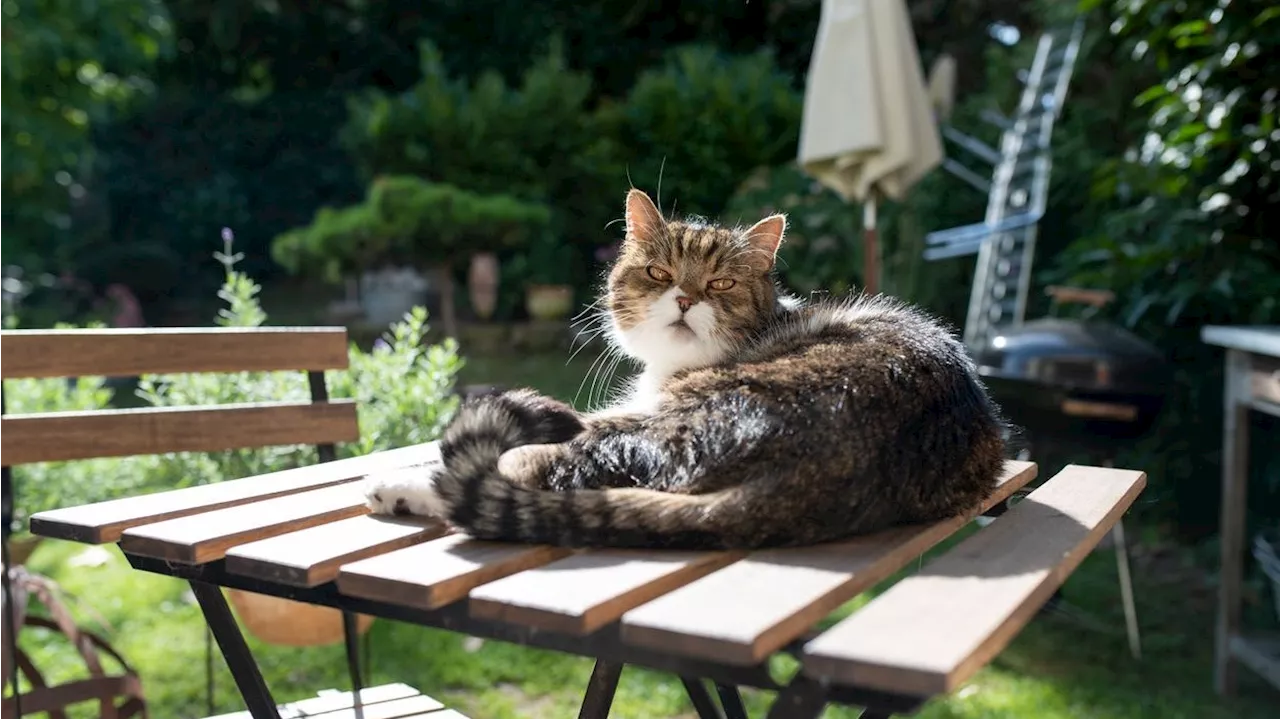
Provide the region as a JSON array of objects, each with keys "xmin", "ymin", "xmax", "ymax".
[{"xmin": 862, "ymin": 196, "xmax": 879, "ymax": 295}]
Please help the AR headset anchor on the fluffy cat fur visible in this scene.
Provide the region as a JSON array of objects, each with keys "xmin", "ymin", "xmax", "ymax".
[{"xmin": 365, "ymin": 189, "xmax": 1007, "ymax": 549}]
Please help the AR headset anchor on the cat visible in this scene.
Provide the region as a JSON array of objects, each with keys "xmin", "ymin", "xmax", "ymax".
[{"xmin": 364, "ymin": 188, "xmax": 1007, "ymax": 549}]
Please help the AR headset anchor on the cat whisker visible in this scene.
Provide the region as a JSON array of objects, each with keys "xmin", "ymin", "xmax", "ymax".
[
  {"xmin": 574, "ymin": 347, "xmax": 614, "ymax": 408},
  {"xmin": 588, "ymin": 345, "xmax": 622, "ymax": 410}
]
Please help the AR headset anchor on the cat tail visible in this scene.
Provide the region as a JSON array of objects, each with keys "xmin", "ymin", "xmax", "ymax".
[{"xmin": 428, "ymin": 393, "xmax": 763, "ymax": 549}]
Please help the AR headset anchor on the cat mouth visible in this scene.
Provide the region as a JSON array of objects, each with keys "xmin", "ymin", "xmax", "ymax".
[{"xmin": 669, "ymin": 320, "xmax": 697, "ymax": 338}]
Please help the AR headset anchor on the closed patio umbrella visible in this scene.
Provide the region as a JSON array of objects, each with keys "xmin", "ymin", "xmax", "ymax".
[{"xmin": 798, "ymin": 0, "xmax": 943, "ymax": 295}]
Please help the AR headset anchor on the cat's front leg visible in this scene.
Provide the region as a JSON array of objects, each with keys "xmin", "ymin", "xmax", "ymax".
[
  {"xmin": 363, "ymin": 443, "xmax": 570, "ymax": 518},
  {"xmin": 363, "ymin": 464, "xmax": 448, "ymax": 518},
  {"xmin": 497, "ymin": 443, "xmax": 567, "ymax": 489}
]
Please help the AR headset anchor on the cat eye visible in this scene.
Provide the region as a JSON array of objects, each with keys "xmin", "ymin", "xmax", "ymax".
[
  {"xmin": 647, "ymin": 266, "xmax": 672, "ymax": 282},
  {"xmin": 708, "ymin": 278, "xmax": 736, "ymax": 291}
]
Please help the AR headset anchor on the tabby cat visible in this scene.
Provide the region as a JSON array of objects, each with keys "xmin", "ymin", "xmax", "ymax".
[{"xmin": 364, "ymin": 189, "xmax": 1007, "ymax": 549}]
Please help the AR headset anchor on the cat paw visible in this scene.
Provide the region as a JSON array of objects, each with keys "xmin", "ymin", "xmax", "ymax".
[{"xmin": 363, "ymin": 465, "xmax": 448, "ymax": 518}]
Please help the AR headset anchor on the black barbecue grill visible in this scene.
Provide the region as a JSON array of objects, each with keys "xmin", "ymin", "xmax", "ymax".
[{"xmin": 973, "ymin": 302, "xmax": 1172, "ymax": 455}]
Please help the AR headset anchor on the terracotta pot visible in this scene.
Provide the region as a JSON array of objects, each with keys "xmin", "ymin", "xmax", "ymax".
[
  {"xmin": 227, "ymin": 589, "xmax": 373, "ymax": 647},
  {"xmin": 525, "ymin": 284, "xmax": 573, "ymax": 321},
  {"xmin": 7, "ymin": 535, "xmax": 43, "ymax": 566},
  {"xmin": 467, "ymin": 253, "xmax": 500, "ymax": 320}
]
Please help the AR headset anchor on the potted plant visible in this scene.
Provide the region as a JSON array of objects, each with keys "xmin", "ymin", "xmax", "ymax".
[
  {"xmin": 272, "ymin": 177, "xmax": 550, "ymax": 335},
  {"xmin": 368, "ymin": 176, "xmax": 550, "ymax": 335},
  {"xmin": 271, "ymin": 201, "xmax": 418, "ymax": 325},
  {"xmin": 518, "ymin": 233, "xmax": 577, "ymax": 321},
  {"xmin": 227, "ymin": 590, "xmax": 374, "ymax": 647}
]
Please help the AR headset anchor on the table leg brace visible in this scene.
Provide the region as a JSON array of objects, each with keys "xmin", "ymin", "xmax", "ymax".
[{"xmin": 189, "ymin": 581, "xmax": 281, "ymax": 719}]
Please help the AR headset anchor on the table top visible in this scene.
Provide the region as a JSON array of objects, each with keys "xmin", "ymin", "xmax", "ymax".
[
  {"xmin": 1201, "ymin": 325, "xmax": 1280, "ymax": 358},
  {"xmin": 29, "ymin": 443, "xmax": 1146, "ymax": 705}
]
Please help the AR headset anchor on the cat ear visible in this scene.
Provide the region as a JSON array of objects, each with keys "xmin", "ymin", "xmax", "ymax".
[
  {"xmin": 624, "ymin": 189, "xmax": 665, "ymax": 244},
  {"xmin": 743, "ymin": 214, "xmax": 786, "ymax": 271}
]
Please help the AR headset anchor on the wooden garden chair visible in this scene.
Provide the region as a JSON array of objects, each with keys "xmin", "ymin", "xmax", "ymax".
[{"xmin": 1, "ymin": 326, "xmax": 463, "ymax": 718}]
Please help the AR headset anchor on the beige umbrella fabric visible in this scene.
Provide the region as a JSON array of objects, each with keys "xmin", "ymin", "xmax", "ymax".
[{"xmin": 798, "ymin": 0, "xmax": 943, "ymax": 294}]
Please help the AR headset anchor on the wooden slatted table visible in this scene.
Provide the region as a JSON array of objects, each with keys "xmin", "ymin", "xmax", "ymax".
[
  {"xmin": 28, "ymin": 445, "xmax": 1146, "ymax": 719},
  {"xmin": 1202, "ymin": 325, "xmax": 1280, "ymax": 696}
]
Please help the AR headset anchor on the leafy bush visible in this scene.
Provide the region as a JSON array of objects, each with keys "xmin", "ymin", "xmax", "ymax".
[
  {"xmin": 82, "ymin": 91, "xmax": 365, "ymax": 310},
  {"xmin": 1052, "ymin": 0, "xmax": 1280, "ymax": 336},
  {"xmin": 272, "ymin": 176, "xmax": 554, "ymax": 331},
  {"xmin": 1042, "ymin": 0, "xmax": 1280, "ymax": 533},
  {"xmin": 272, "ymin": 203, "xmax": 388, "ymax": 283},
  {"xmin": 609, "ymin": 45, "xmax": 803, "ymax": 218},
  {"xmin": 370, "ymin": 176, "xmax": 551, "ymax": 263},
  {"xmin": 1, "ymin": 0, "xmax": 172, "ymax": 275},
  {"xmin": 342, "ymin": 40, "xmax": 620, "ymax": 254},
  {"xmin": 9, "ymin": 241, "xmax": 462, "ymax": 531}
]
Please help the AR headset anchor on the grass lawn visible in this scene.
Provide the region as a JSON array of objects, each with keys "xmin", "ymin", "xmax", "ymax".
[{"xmin": 15, "ymin": 348, "xmax": 1280, "ymax": 718}]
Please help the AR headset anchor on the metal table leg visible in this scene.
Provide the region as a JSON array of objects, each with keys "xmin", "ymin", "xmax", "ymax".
[
  {"xmin": 681, "ymin": 677, "xmax": 724, "ymax": 719},
  {"xmin": 189, "ymin": 581, "xmax": 281, "ymax": 719},
  {"xmin": 342, "ymin": 611, "xmax": 364, "ymax": 711},
  {"xmin": 578, "ymin": 659, "xmax": 623, "ymax": 719},
  {"xmin": 1112, "ymin": 519, "xmax": 1142, "ymax": 659},
  {"xmin": 764, "ymin": 675, "xmax": 827, "ymax": 719},
  {"xmin": 714, "ymin": 682, "xmax": 747, "ymax": 719}
]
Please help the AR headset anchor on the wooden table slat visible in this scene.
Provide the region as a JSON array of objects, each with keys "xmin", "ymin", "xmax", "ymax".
[
  {"xmin": 336, "ymin": 535, "xmax": 571, "ymax": 610},
  {"xmin": 120, "ymin": 482, "xmax": 366, "ymax": 564},
  {"xmin": 225, "ymin": 515, "xmax": 448, "ymax": 587},
  {"xmin": 618, "ymin": 460, "xmax": 1038, "ymax": 664},
  {"xmin": 468, "ymin": 548, "xmax": 746, "ymax": 635},
  {"xmin": 28, "ymin": 442, "xmax": 439, "ymax": 544},
  {"xmin": 801, "ymin": 464, "xmax": 1146, "ymax": 696},
  {"xmin": 119, "ymin": 474, "xmax": 432, "ymax": 565}
]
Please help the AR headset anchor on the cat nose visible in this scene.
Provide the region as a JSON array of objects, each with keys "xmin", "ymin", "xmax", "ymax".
[{"xmin": 676, "ymin": 295, "xmax": 694, "ymax": 312}]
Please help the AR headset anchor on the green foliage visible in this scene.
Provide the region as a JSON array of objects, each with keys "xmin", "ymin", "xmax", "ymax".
[
  {"xmin": 505, "ymin": 233, "xmax": 579, "ymax": 287},
  {"xmin": 1042, "ymin": 0, "xmax": 1280, "ymax": 532},
  {"xmin": 88, "ymin": 91, "xmax": 365, "ymax": 304},
  {"xmin": 611, "ymin": 46, "xmax": 804, "ymax": 218},
  {"xmin": 1049, "ymin": 0, "xmax": 1280, "ymax": 335},
  {"xmin": 370, "ymin": 176, "xmax": 551, "ymax": 257},
  {"xmin": 342, "ymin": 40, "xmax": 621, "ymax": 250},
  {"xmin": 9, "ymin": 245, "xmax": 462, "ymax": 527},
  {"xmin": 272, "ymin": 203, "xmax": 390, "ymax": 282},
  {"xmin": 1, "ymin": 0, "xmax": 172, "ymax": 272},
  {"xmin": 272, "ymin": 177, "xmax": 551, "ymax": 281}
]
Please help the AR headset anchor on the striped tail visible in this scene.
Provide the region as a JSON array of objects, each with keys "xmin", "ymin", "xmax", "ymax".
[{"xmin": 430, "ymin": 392, "xmax": 748, "ymax": 549}]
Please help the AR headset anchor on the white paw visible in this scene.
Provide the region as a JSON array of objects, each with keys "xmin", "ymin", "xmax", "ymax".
[{"xmin": 363, "ymin": 465, "xmax": 448, "ymax": 518}]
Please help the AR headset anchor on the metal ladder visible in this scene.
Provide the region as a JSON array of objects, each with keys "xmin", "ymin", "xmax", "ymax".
[
  {"xmin": 926, "ymin": 20, "xmax": 1085, "ymax": 350},
  {"xmin": 927, "ymin": 21, "xmax": 1142, "ymax": 662}
]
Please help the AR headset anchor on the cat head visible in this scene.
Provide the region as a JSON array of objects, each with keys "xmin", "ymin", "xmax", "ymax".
[{"xmin": 605, "ymin": 189, "xmax": 786, "ymax": 375}]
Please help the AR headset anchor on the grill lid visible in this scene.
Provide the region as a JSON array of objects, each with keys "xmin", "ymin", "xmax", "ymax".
[{"xmin": 972, "ymin": 318, "xmax": 1170, "ymax": 395}]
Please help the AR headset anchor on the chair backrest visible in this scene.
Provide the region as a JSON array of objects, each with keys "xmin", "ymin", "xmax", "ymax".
[{"xmin": 0, "ymin": 327, "xmax": 359, "ymax": 467}]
